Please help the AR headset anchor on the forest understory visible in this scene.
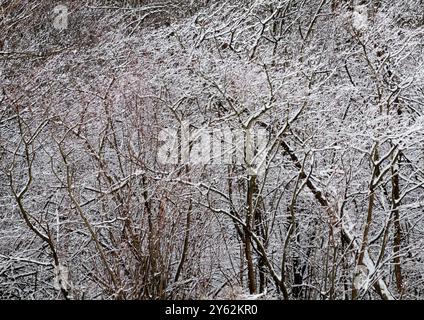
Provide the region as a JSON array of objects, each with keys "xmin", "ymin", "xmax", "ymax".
[{"xmin": 1, "ymin": 0, "xmax": 424, "ymax": 300}]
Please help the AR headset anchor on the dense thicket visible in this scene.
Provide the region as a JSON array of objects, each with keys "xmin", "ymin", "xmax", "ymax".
[{"xmin": 1, "ymin": 0, "xmax": 424, "ymax": 300}]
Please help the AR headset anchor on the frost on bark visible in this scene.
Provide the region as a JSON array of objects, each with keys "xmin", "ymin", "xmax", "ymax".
[{"xmin": 1, "ymin": 0, "xmax": 424, "ymax": 300}]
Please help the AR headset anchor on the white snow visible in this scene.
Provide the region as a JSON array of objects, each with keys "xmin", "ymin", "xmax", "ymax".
[{"xmin": 352, "ymin": 5, "xmax": 368, "ymax": 31}]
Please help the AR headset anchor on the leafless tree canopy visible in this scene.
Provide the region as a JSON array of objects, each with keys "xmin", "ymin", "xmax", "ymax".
[{"xmin": 1, "ymin": 0, "xmax": 424, "ymax": 300}]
